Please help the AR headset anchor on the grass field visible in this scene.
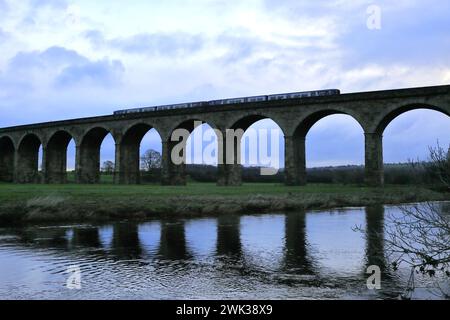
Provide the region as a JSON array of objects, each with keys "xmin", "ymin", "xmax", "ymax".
[
  {"xmin": 0, "ymin": 182, "xmax": 400, "ymax": 201},
  {"xmin": 0, "ymin": 182, "xmax": 448, "ymax": 225}
]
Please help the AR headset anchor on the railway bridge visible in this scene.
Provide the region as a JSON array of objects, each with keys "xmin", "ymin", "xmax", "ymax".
[{"xmin": 0, "ymin": 85, "xmax": 449, "ymax": 187}]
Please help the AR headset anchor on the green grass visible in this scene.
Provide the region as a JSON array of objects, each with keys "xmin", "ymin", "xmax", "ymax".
[
  {"xmin": 0, "ymin": 182, "xmax": 448, "ymax": 225},
  {"xmin": 0, "ymin": 182, "xmax": 411, "ymax": 201}
]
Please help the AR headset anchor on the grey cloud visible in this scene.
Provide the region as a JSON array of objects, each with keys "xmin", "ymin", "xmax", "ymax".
[
  {"xmin": 9, "ymin": 46, "xmax": 87, "ymax": 71},
  {"xmin": 55, "ymin": 59, "xmax": 125, "ymax": 88},
  {"xmin": 215, "ymin": 32, "xmax": 261, "ymax": 64},
  {"xmin": 0, "ymin": 0, "xmax": 8, "ymax": 13},
  {"xmin": 83, "ymin": 30, "xmax": 104, "ymax": 47},
  {"xmin": 20, "ymin": 0, "xmax": 69, "ymax": 28},
  {"xmin": 84, "ymin": 30, "xmax": 205, "ymax": 56},
  {"xmin": 4, "ymin": 46, "xmax": 125, "ymax": 90},
  {"xmin": 336, "ymin": 2, "xmax": 450, "ymax": 68},
  {"xmin": 29, "ymin": 0, "xmax": 68, "ymax": 10}
]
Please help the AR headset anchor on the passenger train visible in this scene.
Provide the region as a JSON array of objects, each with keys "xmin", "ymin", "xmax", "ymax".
[{"xmin": 113, "ymin": 89, "xmax": 340, "ymax": 115}]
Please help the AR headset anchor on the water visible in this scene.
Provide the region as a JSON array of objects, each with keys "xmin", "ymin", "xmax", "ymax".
[{"xmin": 0, "ymin": 204, "xmax": 448, "ymax": 300}]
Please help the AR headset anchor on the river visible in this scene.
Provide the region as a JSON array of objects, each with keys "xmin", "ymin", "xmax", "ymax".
[{"xmin": 0, "ymin": 203, "xmax": 448, "ymax": 300}]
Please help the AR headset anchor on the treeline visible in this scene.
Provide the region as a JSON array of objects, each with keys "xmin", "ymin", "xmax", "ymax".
[{"xmin": 139, "ymin": 162, "xmax": 444, "ymax": 186}]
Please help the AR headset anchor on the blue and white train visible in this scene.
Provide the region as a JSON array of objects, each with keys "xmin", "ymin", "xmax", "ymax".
[{"xmin": 113, "ymin": 89, "xmax": 340, "ymax": 115}]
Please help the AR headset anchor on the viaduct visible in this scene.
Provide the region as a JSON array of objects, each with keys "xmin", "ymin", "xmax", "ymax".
[{"xmin": 0, "ymin": 84, "xmax": 449, "ymax": 187}]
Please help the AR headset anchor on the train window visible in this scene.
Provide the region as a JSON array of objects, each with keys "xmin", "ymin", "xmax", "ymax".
[
  {"xmin": 247, "ymin": 96, "xmax": 266, "ymax": 102},
  {"xmin": 269, "ymin": 94, "xmax": 288, "ymax": 100}
]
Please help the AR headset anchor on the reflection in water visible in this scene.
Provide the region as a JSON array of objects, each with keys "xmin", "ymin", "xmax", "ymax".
[
  {"xmin": 158, "ymin": 220, "xmax": 190, "ymax": 260},
  {"xmin": 365, "ymin": 205, "xmax": 386, "ymax": 271},
  {"xmin": 0, "ymin": 204, "xmax": 447, "ymax": 299},
  {"xmin": 283, "ymin": 211, "xmax": 314, "ymax": 274},
  {"xmin": 19, "ymin": 227, "xmax": 69, "ymax": 248},
  {"xmin": 216, "ymin": 215, "xmax": 241, "ymax": 257},
  {"xmin": 71, "ymin": 228, "xmax": 101, "ymax": 248},
  {"xmin": 112, "ymin": 223, "xmax": 142, "ymax": 260}
]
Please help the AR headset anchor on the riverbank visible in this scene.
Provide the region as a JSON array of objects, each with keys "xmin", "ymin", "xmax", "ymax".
[{"xmin": 0, "ymin": 183, "xmax": 448, "ymax": 225}]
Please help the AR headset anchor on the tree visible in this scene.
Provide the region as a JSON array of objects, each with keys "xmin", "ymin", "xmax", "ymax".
[
  {"xmin": 140, "ymin": 149, "xmax": 162, "ymax": 171},
  {"xmin": 425, "ymin": 143, "xmax": 450, "ymax": 189},
  {"xmin": 357, "ymin": 143, "xmax": 450, "ymax": 299},
  {"xmin": 101, "ymin": 160, "xmax": 115, "ymax": 174}
]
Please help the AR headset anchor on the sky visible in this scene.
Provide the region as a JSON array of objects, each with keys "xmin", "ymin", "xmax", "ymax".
[{"xmin": 0, "ymin": 0, "xmax": 449, "ymax": 168}]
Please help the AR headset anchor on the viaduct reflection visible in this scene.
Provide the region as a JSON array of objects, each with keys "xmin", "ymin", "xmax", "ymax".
[
  {"xmin": 71, "ymin": 227, "xmax": 101, "ymax": 248},
  {"xmin": 283, "ymin": 211, "xmax": 315, "ymax": 274},
  {"xmin": 216, "ymin": 215, "xmax": 242, "ymax": 258},
  {"xmin": 111, "ymin": 223, "xmax": 142, "ymax": 259},
  {"xmin": 5, "ymin": 209, "xmax": 389, "ymax": 278},
  {"xmin": 158, "ymin": 220, "xmax": 190, "ymax": 260},
  {"xmin": 365, "ymin": 205, "xmax": 387, "ymax": 271}
]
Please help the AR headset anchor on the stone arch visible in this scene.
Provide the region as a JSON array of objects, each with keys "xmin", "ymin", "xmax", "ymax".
[
  {"xmin": 293, "ymin": 109, "xmax": 365, "ymax": 138},
  {"xmin": 365, "ymin": 103, "xmax": 450, "ymax": 187},
  {"xmin": 228, "ymin": 113, "xmax": 286, "ymax": 135},
  {"xmin": 45, "ymin": 130, "xmax": 75, "ymax": 183},
  {"xmin": 77, "ymin": 126, "xmax": 116, "ymax": 184},
  {"xmin": 121, "ymin": 121, "xmax": 165, "ymax": 142},
  {"xmin": 0, "ymin": 135, "xmax": 15, "ymax": 182},
  {"xmin": 118, "ymin": 122, "xmax": 163, "ymax": 184},
  {"xmin": 16, "ymin": 133, "xmax": 43, "ymax": 183},
  {"xmin": 374, "ymin": 103, "xmax": 450, "ymax": 135},
  {"xmin": 364, "ymin": 103, "xmax": 450, "ymax": 187},
  {"xmin": 163, "ymin": 118, "xmax": 220, "ymax": 186},
  {"xmin": 223, "ymin": 114, "xmax": 286, "ymax": 186},
  {"xmin": 285, "ymin": 109, "xmax": 364, "ymax": 186},
  {"xmin": 168, "ymin": 118, "xmax": 220, "ymax": 137}
]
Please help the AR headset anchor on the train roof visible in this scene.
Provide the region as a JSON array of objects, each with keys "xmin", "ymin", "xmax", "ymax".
[{"xmin": 114, "ymin": 89, "xmax": 341, "ymax": 113}]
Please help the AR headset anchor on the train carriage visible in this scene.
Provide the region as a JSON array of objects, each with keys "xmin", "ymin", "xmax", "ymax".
[{"xmin": 114, "ymin": 89, "xmax": 340, "ymax": 115}]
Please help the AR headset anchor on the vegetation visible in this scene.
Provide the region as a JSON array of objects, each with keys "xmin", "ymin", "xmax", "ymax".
[
  {"xmin": 91, "ymin": 147, "xmax": 449, "ymax": 187},
  {"xmin": 0, "ymin": 181, "xmax": 448, "ymax": 226},
  {"xmin": 101, "ymin": 160, "xmax": 115, "ymax": 175},
  {"xmin": 181, "ymin": 162, "xmax": 448, "ymax": 187},
  {"xmin": 140, "ymin": 149, "xmax": 162, "ymax": 171},
  {"xmin": 357, "ymin": 143, "xmax": 450, "ymax": 299}
]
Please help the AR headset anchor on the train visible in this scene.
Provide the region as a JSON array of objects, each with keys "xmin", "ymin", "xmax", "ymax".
[{"xmin": 113, "ymin": 89, "xmax": 340, "ymax": 115}]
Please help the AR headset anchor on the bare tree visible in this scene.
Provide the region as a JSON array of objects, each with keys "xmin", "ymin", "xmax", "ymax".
[
  {"xmin": 101, "ymin": 160, "xmax": 115, "ymax": 175},
  {"xmin": 384, "ymin": 202, "xmax": 449, "ymax": 298},
  {"xmin": 140, "ymin": 149, "xmax": 162, "ymax": 171},
  {"xmin": 425, "ymin": 143, "xmax": 450, "ymax": 189},
  {"xmin": 357, "ymin": 143, "xmax": 450, "ymax": 299}
]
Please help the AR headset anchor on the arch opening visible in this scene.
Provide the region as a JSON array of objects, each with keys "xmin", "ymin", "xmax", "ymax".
[
  {"xmin": 240, "ymin": 119, "xmax": 285, "ymax": 183},
  {"xmin": 382, "ymin": 108, "xmax": 450, "ymax": 185},
  {"xmin": 288, "ymin": 111, "xmax": 364, "ymax": 186},
  {"xmin": 78, "ymin": 127, "xmax": 115, "ymax": 184},
  {"xmin": 376, "ymin": 104, "xmax": 450, "ymax": 136},
  {"xmin": 119, "ymin": 123, "xmax": 162, "ymax": 184},
  {"xmin": 305, "ymin": 114, "xmax": 365, "ymax": 184},
  {"xmin": 17, "ymin": 134, "xmax": 43, "ymax": 183},
  {"xmin": 294, "ymin": 110, "xmax": 346, "ymax": 138},
  {"xmin": 184, "ymin": 123, "xmax": 219, "ymax": 183},
  {"xmin": 164, "ymin": 119, "xmax": 219, "ymax": 186},
  {"xmin": 139, "ymin": 128, "xmax": 163, "ymax": 184},
  {"xmin": 0, "ymin": 136, "xmax": 15, "ymax": 182},
  {"xmin": 45, "ymin": 131, "xmax": 75, "ymax": 184},
  {"xmin": 221, "ymin": 115, "xmax": 285, "ymax": 186},
  {"xmin": 99, "ymin": 133, "xmax": 115, "ymax": 183}
]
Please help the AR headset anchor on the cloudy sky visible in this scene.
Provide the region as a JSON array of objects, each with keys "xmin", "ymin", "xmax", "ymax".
[{"xmin": 0, "ymin": 0, "xmax": 449, "ymax": 168}]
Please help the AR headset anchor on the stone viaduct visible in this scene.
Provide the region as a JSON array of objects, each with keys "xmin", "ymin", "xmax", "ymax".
[{"xmin": 0, "ymin": 84, "xmax": 449, "ymax": 187}]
